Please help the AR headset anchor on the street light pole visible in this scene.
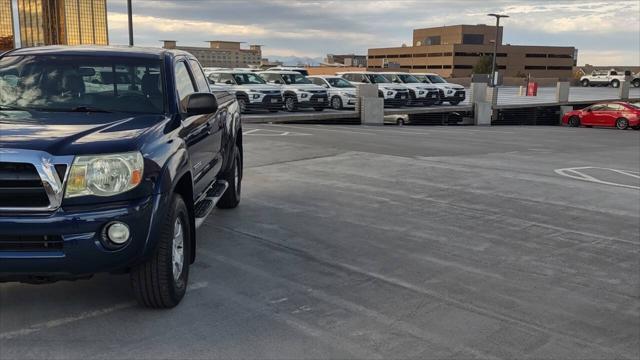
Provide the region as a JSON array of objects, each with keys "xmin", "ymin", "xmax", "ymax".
[
  {"xmin": 487, "ymin": 13, "xmax": 509, "ymax": 86},
  {"xmin": 127, "ymin": 0, "xmax": 134, "ymax": 46}
]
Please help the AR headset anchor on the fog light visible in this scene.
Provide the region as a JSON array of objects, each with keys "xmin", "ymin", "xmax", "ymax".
[
  {"xmin": 301, "ymin": 93, "xmax": 308, "ymax": 98},
  {"xmin": 387, "ymin": 91, "xmax": 393, "ymax": 96},
  {"xmin": 252, "ymin": 94, "xmax": 260, "ymax": 99},
  {"xmin": 106, "ymin": 222, "xmax": 130, "ymax": 245},
  {"xmin": 418, "ymin": 91, "xmax": 425, "ymax": 95}
]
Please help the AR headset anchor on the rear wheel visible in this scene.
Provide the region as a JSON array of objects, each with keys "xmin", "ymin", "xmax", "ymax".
[
  {"xmin": 611, "ymin": 80, "xmax": 620, "ymax": 88},
  {"xmin": 568, "ymin": 116, "xmax": 580, "ymax": 127},
  {"xmin": 331, "ymin": 96, "xmax": 343, "ymax": 110},
  {"xmin": 397, "ymin": 118, "xmax": 405, "ymax": 126},
  {"xmin": 581, "ymin": 79, "xmax": 590, "ymax": 87},
  {"xmin": 284, "ymin": 95, "xmax": 297, "ymax": 112},
  {"xmin": 615, "ymin": 118, "xmax": 629, "ymax": 130},
  {"xmin": 131, "ymin": 194, "xmax": 190, "ymax": 309},
  {"xmin": 632, "ymin": 79, "xmax": 640, "ymax": 88},
  {"xmin": 217, "ymin": 144, "xmax": 242, "ymax": 209}
]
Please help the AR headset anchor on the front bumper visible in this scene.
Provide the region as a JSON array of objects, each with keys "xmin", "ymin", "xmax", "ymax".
[
  {"xmin": 0, "ymin": 194, "xmax": 162, "ymax": 281},
  {"xmin": 298, "ymin": 94, "xmax": 329, "ymax": 108},
  {"xmin": 443, "ymin": 90, "xmax": 466, "ymax": 103},
  {"xmin": 248, "ymin": 94, "xmax": 284, "ymax": 111}
]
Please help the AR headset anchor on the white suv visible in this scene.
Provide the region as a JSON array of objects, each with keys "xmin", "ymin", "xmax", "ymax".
[
  {"xmin": 267, "ymin": 67, "xmax": 309, "ymax": 76},
  {"xmin": 258, "ymin": 71, "xmax": 328, "ymax": 111},
  {"xmin": 208, "ymin": 70, "xmax": 283, "ymax": 113},
  {"xmin": 412, "ymin": 73, "xmax": 466, "ymax": 105},
  {"xmin": 378, "ymin": 72, "xmax": 440, "ymax": 106},
  {"xmin": 337, "ymin": 72, "xmax": 410, "ymax": 107},
  {"xmin": 308, "ymin": 76, "xmax": 357, "ymax": 110}
]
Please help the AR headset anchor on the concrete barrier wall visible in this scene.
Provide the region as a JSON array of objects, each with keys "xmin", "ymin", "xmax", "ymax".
[{"xmin": 448, "ymin": 77, "xmax": 563, "ymax": 87}]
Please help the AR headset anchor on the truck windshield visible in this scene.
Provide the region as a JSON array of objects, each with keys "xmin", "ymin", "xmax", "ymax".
[
  {"xmin": 327, "ymin": 78, "xmax": 354, "ymax": 88},
  {"xmin": 0, "ymin": 55, "xmax": 165, "ymax": 114},
  {"xmin": 233, "ymin": 73, "xmax": 266, "ymax": 85},
  {"xmin": 366, "ymin": 74, "xmax": 391, "ymax": 84},
  {"xmin": 397, "ymin": 74, "xmax": 421, "ymax": 83},
  {"xmin": 426, "ymin": 75, "xmax": 447, "ymax": 83},
  {"xmin": 281, "ymin": 73, "xmax": 311, "ymax": 85}
]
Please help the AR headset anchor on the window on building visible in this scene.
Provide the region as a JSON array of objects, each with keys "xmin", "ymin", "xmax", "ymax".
[
  {"xmin": 547, "ymin": 66, "xmax": 573, "ymax": 70},
  {"xmin": 453, "ymin": 65, "xmax": 473, "ymax": 69},
  {"xmin": 462, "ymin": 34, "xmax": 484, "ymax": 45},
  {"xmin": 524, "ymin": 65, "xmax": 546, "ymax": 70},
  {"xmin": 425, "ymin": 36, "xmax": 441, "ymax": 45},
  {"xmin": 427, "ymin": 53, "xmax": 443, "ymax": 57},
  {"xmin": 548, "ymin": 54, "xmax": 572, "ymax": 59},
  {"xmin": 525, "ymin": 53, "xmax": 547, "ymax": 58}
]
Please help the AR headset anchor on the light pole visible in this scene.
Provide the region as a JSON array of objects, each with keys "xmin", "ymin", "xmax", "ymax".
[
  {"xmin": 487, "ymin": 13, "xmax": 508, "ymax": 86},
  {"xmin": 127, "ymin": 0, "xmax": 134, "ymax": 46}
]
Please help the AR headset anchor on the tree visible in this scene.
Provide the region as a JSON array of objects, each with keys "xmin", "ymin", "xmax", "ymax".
[{"xmin": 473, "ymin": 55, "xmax": 493, "ymax": 74}]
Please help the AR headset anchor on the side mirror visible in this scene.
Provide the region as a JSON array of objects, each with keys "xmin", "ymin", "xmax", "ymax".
[{"xmin": 184, "ymin": 92, "xmax": 218, "ymax": 115}]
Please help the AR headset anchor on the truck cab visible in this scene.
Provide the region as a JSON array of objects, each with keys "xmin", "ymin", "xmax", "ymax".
[
  {"xmin": 338, "ymin": 71, "xmax": 410, "ymax": 107},
  {"xmin": 258, "ymin": 70, "xmax": 328, "ymax": 112},
  {"xmin": 0, "ymin": 46, "xmax": 243, "ymax": 308},
  {"xmin": 208, "ymin": 70, "xmax": 283, "ymax": 113}
]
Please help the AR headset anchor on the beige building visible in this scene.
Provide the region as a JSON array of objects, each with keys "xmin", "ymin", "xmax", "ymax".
[
  {"xmin": 162, "ymin": 40, "xmax": 262, "ymax": 68},
  {"xmin": 0, "ymin": 0, "xmax": 14, "ymax": 51},
  {"xmin": 368, "ymin": 24, "xmax": 577, "ymax": 79},
  {"xmin": 15, "ymin": 0, "xmax": 108, "ymax": 47}
]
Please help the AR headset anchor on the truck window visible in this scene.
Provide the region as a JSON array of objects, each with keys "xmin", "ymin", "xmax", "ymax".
[
  {"xmin": 175, "ymin": 61, "xmax": 196, "ymax": 105},
  {"xmin": 189, "ymin": 59, "xmax": 210, "ymax": 92}
]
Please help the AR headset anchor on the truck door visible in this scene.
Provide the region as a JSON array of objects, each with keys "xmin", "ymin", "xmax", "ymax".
[{"xmin": 174, "ymin": 59, "xmax": 218, "ymax": 198}]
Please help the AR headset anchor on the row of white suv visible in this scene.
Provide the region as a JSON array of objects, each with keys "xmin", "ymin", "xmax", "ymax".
[{"xmin": 205, "ymin": 67, "xmax": 466, "ymax": 113}]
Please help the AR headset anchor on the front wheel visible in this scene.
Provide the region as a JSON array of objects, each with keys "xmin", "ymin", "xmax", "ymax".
[
  {"xmin": 632, "ymin": 79, "xmax": 640, "ymax": 88},
  {"xmin": 568, "ymin": 116, "xmax": 580, "ymax": 127},
  {"xmin": 131, "ymin": 194, "xmax": 190, "ymax": 309},
  {"xmin": 611, "ymin": 80, "xmax": 620, "ymax": 88},
  {"xmin": 217, "ymin": 144, "xmax": 242, "ymax": 209},
  {"xmin": 284, "ymin": 96, "xmax": 297, "ymax": 112},
  {"xmin": 237, "ymin": 97, "xmax": 248, "ymax": 113},
  {"xmin": 581, "ymin": 79, "xmax": 590, "ymax": 87},
  {"xmin": 331, "ymin": 96, "xmax": 343, "ymax": 110},
  {"xmin": 615, "ymin": 118, "xmax": 628, "ymax": 130}
]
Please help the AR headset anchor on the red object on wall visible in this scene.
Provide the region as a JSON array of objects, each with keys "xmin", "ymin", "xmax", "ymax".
[{"xmin": 527, "ymin": 82, "xmax": 538, "ymax": 96}]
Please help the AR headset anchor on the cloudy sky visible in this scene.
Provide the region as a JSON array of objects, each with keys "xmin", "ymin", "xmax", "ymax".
[{"xmin": 104, "ymin": 0, "xmax": 637, "ymax": 65}]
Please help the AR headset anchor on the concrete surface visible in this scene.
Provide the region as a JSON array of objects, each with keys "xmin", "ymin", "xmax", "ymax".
[{"xmin": 1, "ymin": 125, "xmax": 639, "ymax": 359}]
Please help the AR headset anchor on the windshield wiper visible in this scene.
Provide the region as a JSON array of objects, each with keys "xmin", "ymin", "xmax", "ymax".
[{"xmin": 69, "ymin": 106, "xmax": 112, "ymax": 113}]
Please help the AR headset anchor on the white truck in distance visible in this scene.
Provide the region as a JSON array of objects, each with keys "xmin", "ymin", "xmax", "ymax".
[
  {"xmin": 337, "ymin": 72, "xmax": 410, "ymax": 107},
  {"xmin": 208, "ymin": 70, "xmax": 283, "ymax": 113},
  {"xmin": 258, "ymin": 70, "xmax": 328, "ymax": 111},
  {"xmin": 308, "ymin": 76, "xmax": 357, "ymax": 110},
  {"xmin": 412, "ymin": 73, "xmax": 466, "ymax": 105},
  {"xmin": 580, "ymin": 70, "xmax": 627, "ymax": 88},
  {"xmin": 378, "ymin": 72, "xmax": 440, "ymax": 106}
]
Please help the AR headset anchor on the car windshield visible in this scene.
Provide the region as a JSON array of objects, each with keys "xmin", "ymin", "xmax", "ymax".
[
  {"xmin": 327, "ymin": 78, "xmax": 354, "ymax": 88},
  {"xmin": 412, "ymin": 75, "xmax": 430, "ymax": 83},
  {"xmin": 427, "ymin": 75, "xmax": 447, "ymax": 83},
  {"xmin": 397, "ymin": 74, "xmax": 421, "ymax": 83},
  {"xmin": 281, "ymin": 73, "xmax": 311, "ymax": 85},
  {"xmin": 0, "ymin": 55, "xmax": 164, "ymax": 114},
  {"xmin": 233, "ymin": 73, "xmax": 266, "ymax": 85},
  {"xmin": 366, "ymin": 74, "xmax": 391, "ymax": 84}
]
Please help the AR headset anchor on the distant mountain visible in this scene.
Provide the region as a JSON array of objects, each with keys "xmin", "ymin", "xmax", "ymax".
[{"xmin": 263, "ymin": 55, "xmax": 324, "ymax": 66}]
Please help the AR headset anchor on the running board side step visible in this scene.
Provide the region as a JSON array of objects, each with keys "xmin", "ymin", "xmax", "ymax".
[{"xmin": 194, "ymin": 180, "xmax": 229, "ymax": 229}]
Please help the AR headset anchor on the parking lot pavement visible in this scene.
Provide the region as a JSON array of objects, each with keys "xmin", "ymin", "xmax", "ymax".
[{"xmin": 1, "ymin": 125, "xmax": 639, "ymax": 359}]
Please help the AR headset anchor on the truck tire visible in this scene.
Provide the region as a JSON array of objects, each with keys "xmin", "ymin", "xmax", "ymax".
[
  {"xmin": 237, "ymin": 95, "xmax": 248, "ymax": 113},
  {"xmin": 284, "ymin": 95, "xmax": 298, "ymax": 112},
  {"xmin": 581, "ymin": 79, "xmax": 590, "ymax": 87},
  {"xmin": 632, "ymin": 79, "xmax": 640, "ymax": 88},
  {"xmin": 611, "ymin": 80, "xmax": 620, "ymax": 88},
  {"xmin": 217, "ymin": 144, "xmax": 242, "ymax": 209},
  {"xmin": 131, "ymin": 194, "xmax": 190, "ymax": 309},
  {"xmin": 331, "ymin": 96, "xmax": 343, "ymax": 110}
]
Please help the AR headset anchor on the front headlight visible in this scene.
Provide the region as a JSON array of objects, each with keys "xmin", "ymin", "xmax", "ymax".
[{"xmin": 65, "ymin": 152, "xmax": 144, "ymax": 198}]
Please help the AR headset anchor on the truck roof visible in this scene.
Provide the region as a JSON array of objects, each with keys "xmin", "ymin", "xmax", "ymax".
[{"xmin": 4, "ymin": 45, "xmax": 192, "ymax": 60}]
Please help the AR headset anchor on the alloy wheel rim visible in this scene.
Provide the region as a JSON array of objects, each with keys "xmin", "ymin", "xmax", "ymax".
[
  {"xmin": 286, "ymin": 98, "xmax": 294, "ymax": 110},
  {"xmin": 234, "ymin": 155, "xmax": 241, "ymax": 195},
  {"xmin": 332, "ymin": 97, "xmax": 340, "ymax": 109},
  {"xmin": 617, "ymin": 120, "xmax": 626, "ymax": 129},
  {"xmin": 172, "ymin": 217, "xmax": 185, "ymax": 282}
]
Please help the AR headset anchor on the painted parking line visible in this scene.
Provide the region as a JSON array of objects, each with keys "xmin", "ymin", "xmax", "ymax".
[
  {"xmin": 0, "ymin": 282, "xmax": 208, "ymax": 340},
  {"xmin": 243, "ymin": 128, "xmax": 311, "ymax": 136},
  {"xmin": 554, "ymin": 167, "xmax": 640, "ymax": 190}
]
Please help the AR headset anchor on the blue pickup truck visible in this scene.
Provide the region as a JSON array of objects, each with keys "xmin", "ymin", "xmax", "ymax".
[{"xmin": 0, "ymin": 46, "xmax": 243, "ymax": 308}]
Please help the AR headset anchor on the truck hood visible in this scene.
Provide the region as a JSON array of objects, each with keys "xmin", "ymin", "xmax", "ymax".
[
  {"xmin": 401, "ymin": 83, "xmax": 438, "ymax": 91},
  {"xmin": 281, "ymin": 84, "xmax": 326, "ymax": 91},
  {"xmin": 0, "ymin": 110, "xmax": 166, "ymax": 156},
  {"xmin": 430, "ymin": 83, "xmax": 465, "ymax": 91},
  {"xmin": 235, "ymin": 84, "xmax": 281, "ymax": 92}
]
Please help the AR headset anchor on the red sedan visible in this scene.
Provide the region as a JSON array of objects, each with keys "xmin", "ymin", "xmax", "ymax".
[{"xmin": 562, "ymin": 101, "xmax": 640, "ymax": 130}]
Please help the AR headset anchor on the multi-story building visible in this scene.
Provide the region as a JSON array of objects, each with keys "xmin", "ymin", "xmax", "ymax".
[
  {"xmin": 0, "ymin": 0, "xmax": 14, "ymax": 51},
  {"xmin": 16, "ymin": 0, "xmax": 108, "ymax": 47},
  {"xmin": 368, "ymin": 24, "xmax": 577, "ymax": 79},
  {"xmin": 162, "ymin": 40, "xmax": 262, "ymax": 68},
  {"xmin": 326, "ymin": 54, "xmax": 367, "ymax": 67}
]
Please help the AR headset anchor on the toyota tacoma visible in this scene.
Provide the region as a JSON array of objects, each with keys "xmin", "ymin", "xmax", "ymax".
[{"xmin": 0, "ymin": 46, "xmax": 243, "ymax": 308}]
